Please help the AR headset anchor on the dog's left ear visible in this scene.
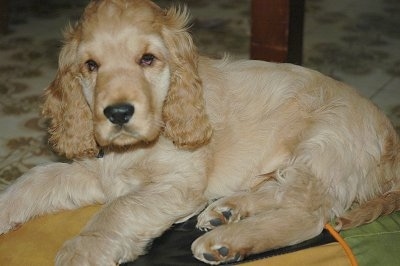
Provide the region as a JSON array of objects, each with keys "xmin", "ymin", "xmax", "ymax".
[{"xmin": 161, "ymin": 7, "xmax": 212, "ymax": 149}]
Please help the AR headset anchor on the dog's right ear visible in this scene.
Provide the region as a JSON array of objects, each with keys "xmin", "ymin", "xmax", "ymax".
[{"xmin": 42, "ymin": 25, "xmax": 99, "ymax": 159}]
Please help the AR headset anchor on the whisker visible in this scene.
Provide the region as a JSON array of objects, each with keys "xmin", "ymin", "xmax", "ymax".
[{"xmin": 152, "ymin": 119, "xmax": 165, "ymax": 129}]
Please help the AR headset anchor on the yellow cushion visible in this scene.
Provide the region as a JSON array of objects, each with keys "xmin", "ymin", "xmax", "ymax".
[
  {"xmin": 0, "ymin": 206, "xmax": 101, "ymax": 266},
  {"xmin": 0, "ymin": 206, "xmax": 350, "ymax": 265}
]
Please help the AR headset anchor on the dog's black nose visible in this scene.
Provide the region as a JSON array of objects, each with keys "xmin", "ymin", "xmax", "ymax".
[{"xmin": 103, "ymin": 103, "xmax": 134, "ymax": 125}]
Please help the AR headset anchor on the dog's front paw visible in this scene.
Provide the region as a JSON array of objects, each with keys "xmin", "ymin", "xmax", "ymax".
[
  {"xmin": 196, "ymin": 200, "xmax": 243, "ymax": 231},
  {"xmin": 0, "ymin": 197, "xmax": 23, "ymax": 235},
  {"xmin": 0, "ymin": 219, "xmax": 21, "ymax": 235},
  {"xmin": 56, "ymin": 236, "xmax": 116, "ymax": 266},
  {"xmin": 0, "ymin": 218, "xmax": 18, "ymax": 235},
  {"xmin": 0, "ymin": 209, "xmax": 15, "ymax": 235},
  {"xmin": 191, "ymin": 229, "xmax": 247, "ymax": 265}
]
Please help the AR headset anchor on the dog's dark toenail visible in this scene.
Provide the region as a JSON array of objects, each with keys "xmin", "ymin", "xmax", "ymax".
[
  {"xmin": 226, "ymin": 253, "xmax": 242, "ymax": 263},
  {"xmin": 218, "ymin": 246, "xmax": 229, "ymax": 257},
  {"xmin": 203, "ymin": 253, "xmax": 217, "ymax": 262},
  {"xmin": 222, "ymin": 210, "xmax": 232, "ymax": 220},
  {"xmin": 210, "ymin": 218, "xmax": 223, "ymax": 227},
  {"xmin": 233, "ymin": 253, "xmax": 241, "ymax": 261}
]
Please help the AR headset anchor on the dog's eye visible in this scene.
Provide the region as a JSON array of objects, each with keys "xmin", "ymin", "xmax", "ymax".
[
  {"xmin": 85, "ymin": 59, "xmax": 99, "ymax": 72},
  {"xmin": 140, "ymin": 54, "xmax": 156, "ymax": 66}
]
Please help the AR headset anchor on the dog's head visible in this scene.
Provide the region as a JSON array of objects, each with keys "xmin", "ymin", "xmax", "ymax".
[{"xmin": 42, "ymin": 0, "xmax": 212, "ymax": 159}]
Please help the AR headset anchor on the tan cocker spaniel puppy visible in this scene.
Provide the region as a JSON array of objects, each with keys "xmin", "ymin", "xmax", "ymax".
[{"xmin": 1, "ymin": 0, "xmax": 399, "ymax": 265}]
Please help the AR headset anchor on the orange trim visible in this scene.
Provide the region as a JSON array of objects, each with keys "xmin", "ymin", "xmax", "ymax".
[{"xmin": 324, "ymin": 224, "xmax": 358, "ymax": 266}]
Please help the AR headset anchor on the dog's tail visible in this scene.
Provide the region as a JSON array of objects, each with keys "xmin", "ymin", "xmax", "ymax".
[{"xmin": 335, "ymin": 190, "xmax": 400, "ymax": 230}]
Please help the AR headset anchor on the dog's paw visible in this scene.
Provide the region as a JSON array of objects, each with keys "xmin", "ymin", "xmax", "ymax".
[
  {"xmin": 0, "ymin": 219, "xmax": 21, "ymax": 235},
  {"xmin": 0, "ymin": 198, "xmax": 23, "ymax": 235},
  {"xmin": 196, "ymin": 200, "xmax": 244, "ymax": 231},
  {"xmin": 56, "ymin": 236, "xmax": 116, "ymax": 266},
  {"xmin": 191, "ymin": 230, "xmax": 247, "ymax": 265},
  {"xmin": 0, "ymin": 211, "xmax": 12, "ymax": 235}
]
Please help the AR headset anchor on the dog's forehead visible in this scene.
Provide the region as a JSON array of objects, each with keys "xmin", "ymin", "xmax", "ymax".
[
  {"xmin": 78, "ymin": 28, "xmax": 167, "ymax": 62},
  {"xmin": 81, "ymin": 0, "xmax": 164, "ymax": 35}
]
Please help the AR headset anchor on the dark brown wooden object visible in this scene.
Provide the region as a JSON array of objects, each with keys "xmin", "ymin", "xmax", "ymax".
[{"xmin": 250, "ymin": 0, "xmax": 305, "ymax": 65}]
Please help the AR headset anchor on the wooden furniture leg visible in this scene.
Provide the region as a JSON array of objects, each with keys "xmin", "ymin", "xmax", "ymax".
[
  {"xmin": 250, "ymin": 0, "xmax": 304, "ymax": 65},
  {"xmin": 0, "ymin": 0, "xmax": 9, "ymax": 34}
]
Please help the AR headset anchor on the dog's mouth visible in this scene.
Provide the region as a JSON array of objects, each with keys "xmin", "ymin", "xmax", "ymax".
[
  {"xmin": 95, "ymin": 121, "xmax": 160, "ymax": 148},
  {"xmin": 110, "ymin": 126, "xmax": 147, "ymax": 143},
  {"xmin": 101, "ymin": 125, "xmax": 145, "ymax": 146}
]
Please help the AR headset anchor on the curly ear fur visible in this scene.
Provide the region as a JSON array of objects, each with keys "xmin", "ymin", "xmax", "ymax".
[
  {"xmin": 42, "ymin": 25, "xmax": 99, "ymax": 159},
  {"xmin": 161, "ymin": 6, "xmax": 213, "ymax": 149}
]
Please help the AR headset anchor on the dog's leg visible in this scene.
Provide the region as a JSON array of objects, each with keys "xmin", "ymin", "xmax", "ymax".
[
  {"xmin": 0, "ymin": 162, "xmax": 106, "ymax": 234},
  {"xmin": 193, "ymin": 166, "xmax": 332, "ymax": 265},
  {"xmin": 192, "ymin": 208, "xmax": 324, "ymax": 265},
  {"xmin": 55, "ymin": 182, "xmax": 207, "ymax": 265},
  {"xmin": 196, "ymin": 186, "xmax": 280, "ymax": 230}
]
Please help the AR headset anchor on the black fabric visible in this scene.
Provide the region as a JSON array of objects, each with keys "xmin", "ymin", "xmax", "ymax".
[{"xmin": 122, "ymin": 216, "xmax": 335, "ymax": 266}]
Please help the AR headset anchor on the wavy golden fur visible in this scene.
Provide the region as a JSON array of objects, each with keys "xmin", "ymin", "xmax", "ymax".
[{"xmin": 1, "ymin": 0, "xmax": 400, "ymax": 265}]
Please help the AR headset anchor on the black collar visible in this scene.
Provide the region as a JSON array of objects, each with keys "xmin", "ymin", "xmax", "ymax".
[{"xmin": 96, "ymin": 148, "xmax": 105, "ymax": 158}]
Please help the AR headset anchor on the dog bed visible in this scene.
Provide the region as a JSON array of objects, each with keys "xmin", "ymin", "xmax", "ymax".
[{"xmin": 0, "ymin": 206, "xmax": 399, "ymax": 265}]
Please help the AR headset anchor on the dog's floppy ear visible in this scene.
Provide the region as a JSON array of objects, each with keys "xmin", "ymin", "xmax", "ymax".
[
  {"xmin": 42, "ymin": 25, "xmax": 99, "ymax": 159},
  {"xmin": 161, "ymin": 6, "xmax": 212, "ymax": 149}
]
